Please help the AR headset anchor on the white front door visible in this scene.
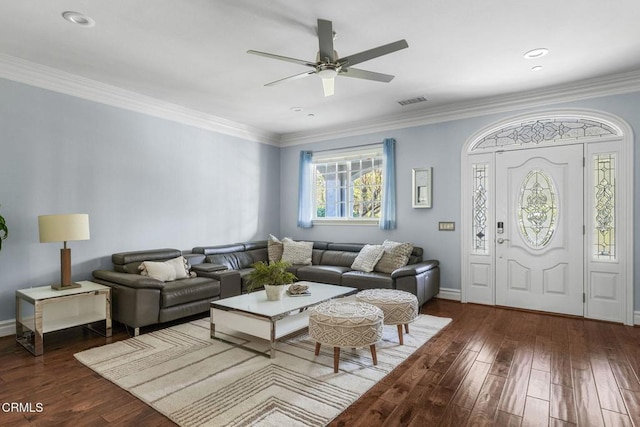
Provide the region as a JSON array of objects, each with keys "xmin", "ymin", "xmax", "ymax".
[{"xmin": 495, "ymin": 144, "xmax": 584, "ymax": 316}]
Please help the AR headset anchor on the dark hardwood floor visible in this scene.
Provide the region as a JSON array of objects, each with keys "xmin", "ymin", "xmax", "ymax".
[{"xmin": 1, "ymin": 299, "xmax": 638, "ymax": 426}]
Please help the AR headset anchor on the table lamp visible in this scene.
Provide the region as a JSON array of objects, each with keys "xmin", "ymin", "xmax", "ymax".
[{"xmin": 38, "ymin": 213, "xmax": 90, "ymax": 290}]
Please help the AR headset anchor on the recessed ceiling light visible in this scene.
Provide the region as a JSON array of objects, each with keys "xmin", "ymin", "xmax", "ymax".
[
  {"xmin": 531, "ymin": 65, "xmax": 544, "ymax": 72},
  {"xmin": 523, "ymin": 48, "xmax": 549, "ymax": 59},
  {"xmin": 290, "ymin": 107, "xmax": 304, "ymax": 112},
  {"xmin": 62, "ymin": 11, "xmax": 95, "ymax": 27},
  {"xmin": 307, "ymin": 113, "xmax": 315, "ymax": 117}
]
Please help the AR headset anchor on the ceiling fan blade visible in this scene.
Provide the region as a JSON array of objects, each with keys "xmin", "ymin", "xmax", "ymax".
[
  {"xmin": 317, "ymin": 19, "xmax": 335, "ymax": 62},
  {"xmin": 247, "ymin": 50, "xmax": 316, "ymax": 68},
  {"xmin": 321, "ymin": 77, "xmax": 335, "ymax": 97},
  {"xmin": 338, "ymin": 39, "xmax": 408, "ymax": 67},
  {"xmin": 339, "ymin": 67, "xmax": 395, "ymax": 82},
  {"xmin": 264, "ymin": 70, "xmax": 316, "ymax": 87}
]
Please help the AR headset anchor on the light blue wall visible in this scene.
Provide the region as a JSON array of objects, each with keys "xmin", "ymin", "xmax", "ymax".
[
  {"xmin": 0, "ymin": 79, "xmax": 281, "ymax": 321},
  {"xmin": 1, "ymin": 77, "xmax": 637, "ymax": 324},
  {"xmin": 279, "ymin": 91, "xmax": 640, "ymax": 311}
]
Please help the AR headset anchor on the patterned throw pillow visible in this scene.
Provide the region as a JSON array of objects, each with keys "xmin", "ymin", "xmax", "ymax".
[
  {"xmin": 281, "ymin": 238, "xmax": 313, "ymax": 265},
  {"xmin": 374, "ymin": 240, "xmax": 414, "ymax": 273},
  {"xmin": 267, "ymin": 234, "xmax": 284, "ymax": 262},
  {"xmin": 139, "ymin": 256, "xmax": 192, "ymax": 281},
  {"xmin": 351, "ymin": 244, "xmax": 385, "ymax": 272}
]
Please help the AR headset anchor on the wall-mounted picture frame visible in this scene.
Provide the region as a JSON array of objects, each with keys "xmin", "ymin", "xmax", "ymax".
[{"xmin": 412, "ymin": 167, "xmax": 432, "ymax": 208}]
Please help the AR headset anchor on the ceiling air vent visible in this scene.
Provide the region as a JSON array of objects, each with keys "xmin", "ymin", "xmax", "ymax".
[{"xmin": 397, "ymin": 96, "xmax": 427, "ymax": 106}]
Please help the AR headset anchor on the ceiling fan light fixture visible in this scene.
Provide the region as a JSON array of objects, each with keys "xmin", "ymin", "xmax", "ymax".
[
  {"xmin": 317, "ymin": 68, "xmax": 338, "ymax": 79},
  {"xmin": 62, "ymin": 11, "xmax": 95, "ymax": 27},
  {"xmin": 523, "ymin": 48, "xmax": 549, "ymax": 59}
]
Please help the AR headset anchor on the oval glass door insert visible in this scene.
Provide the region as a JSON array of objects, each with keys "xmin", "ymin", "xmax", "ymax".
[{"xmin": 518, "ymin": 169, "xmax": 558, "ymax": 248}]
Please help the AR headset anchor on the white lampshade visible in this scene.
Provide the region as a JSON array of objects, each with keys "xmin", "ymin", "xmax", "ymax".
[{"xmin": 38, "ymin": 214, "xmax": 90, "ymax": 243}]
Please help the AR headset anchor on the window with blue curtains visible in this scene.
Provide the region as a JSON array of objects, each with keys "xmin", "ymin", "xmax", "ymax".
[
  {"xmin": 298, "ymin": 140, "xmax": 396, "ymax": 229},
  {"xmin": 379, "ymin": 138, "xmax": 397, "ymax": 229},
  {"xmin": 297, "ymin": 151, "xmax": 313, "ymax": 228}
]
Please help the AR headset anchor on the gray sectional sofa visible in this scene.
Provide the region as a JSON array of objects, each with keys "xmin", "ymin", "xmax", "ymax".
[
  {"xmin": 92, "ymin": 248, "xmax": 239, "ymax": 336},
  {"xmin": 92, "ymin": 240, "xmax": 440, "ymax": 335},
  {"xmin": 192, "ymin": 240, "xmax": 440, "ymax": 306}
]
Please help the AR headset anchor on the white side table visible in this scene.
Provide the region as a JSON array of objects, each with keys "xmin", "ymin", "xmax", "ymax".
[{"xmin": 15, "ymin": 280, "xmax": 112, "ymax": 356}]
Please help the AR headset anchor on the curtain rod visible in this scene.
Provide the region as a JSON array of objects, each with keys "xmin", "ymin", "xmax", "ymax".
[{"xmin": 310, "ymin": 141, "xmax": 382, "ymax": 154}]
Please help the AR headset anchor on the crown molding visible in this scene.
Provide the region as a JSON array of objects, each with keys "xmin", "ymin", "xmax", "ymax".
[
  {"xmin": 280, "ymin": 70, "xmax": 640, "ymax": 146},
  {"xmin": 0, "ymin": 54, "xmax": 280, "ymax": 146},
  {"xmin": 2, "ymin": 53, "xmax": 639, "ymax": 148}
]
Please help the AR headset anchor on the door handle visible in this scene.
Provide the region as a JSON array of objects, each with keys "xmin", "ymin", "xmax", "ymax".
[{"xmin": 497, "ymin": 238, "xmax": 510, "ymax": 244}]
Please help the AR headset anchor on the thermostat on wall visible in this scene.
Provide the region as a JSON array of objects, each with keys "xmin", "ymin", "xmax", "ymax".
[{"xmin": 439, "ymin": 222, "xmax": 455, "ymax": 231}]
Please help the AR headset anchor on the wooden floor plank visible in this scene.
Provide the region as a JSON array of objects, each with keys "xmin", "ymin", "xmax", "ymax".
[
  {"xmin": 620, "ymin": 389, "xmax": 640, "ymax": 427},
  {"xmin": 488, "ymin": 338, "xmax": 518, "ymax": 378},
  {"xmin": 550, "ymin": 384, "xmax": 577, "ymax": 424},
  {"xmin": 465, "ymin": 373, "xmax": 507, "ymax": 426},
  {"xmin": 532, "ymin": 336, "xmax": 553, "ymax": 372},
  {"xmin": 528, "ymin": 368, "xmax": 551, "ymax": 401},
  {"xmin": 601, "ymin": 409, "xmax": 633, "ymax": 427},
  {"xmin": 551, "ymin": 340, "xmax": 573, "ymax": 388},
  {"xmin": 522, "ymin": 396, "xmax": 550, "ymax": 427},
  {"xmin": 498, "ymin": 335, "xmax": 535, "ymax": 417},
  {"xmin": 590, "ymin": 354, "xmax": 628, "ymax": 414},
  {"xmin": 450, "ymin": 360, "xmax": 491, "ymax": 409},
  {"xmin": 2, "ymin": 299, "xmax": 638, "ymax": 427},
  {"xmin": 573, "ymin": 367, "xmax": 606, "ymax": 427}
]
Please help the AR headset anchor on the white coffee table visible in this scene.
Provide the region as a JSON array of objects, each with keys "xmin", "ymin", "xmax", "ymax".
[{"xmin": 210, "ymin": 281, "xmax": 357, "ymax": 358}]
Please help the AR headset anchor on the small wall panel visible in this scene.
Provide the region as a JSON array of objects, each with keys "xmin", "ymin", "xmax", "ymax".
[
  {"xmin": 508, "ymin": 260, "xmax": 530, "ymax": 291},
  {"xmin": 543, "ymin": 263, "xmax": 568, "ymax": 295}
]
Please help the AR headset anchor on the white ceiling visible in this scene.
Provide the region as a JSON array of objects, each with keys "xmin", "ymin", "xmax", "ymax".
[{"xmin": 2, "ymin": 0, "xmax": 640, "ymax": 143}]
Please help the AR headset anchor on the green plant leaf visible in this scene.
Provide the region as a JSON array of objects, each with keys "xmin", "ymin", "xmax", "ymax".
[
  {"xmin": 0, "ymin": 207, "xmax": 7, "ymax": 251},
  {"xmin": 246, "ymin": 260, "xmax": 297, "ymax": 293}
]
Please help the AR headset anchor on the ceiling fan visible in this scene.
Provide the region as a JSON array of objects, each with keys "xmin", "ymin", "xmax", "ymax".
[{"xmin": 247, "ymin": 19, "xmax": 408, "ymax": 97}]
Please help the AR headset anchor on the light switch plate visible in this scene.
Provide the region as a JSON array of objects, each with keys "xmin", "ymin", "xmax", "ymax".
[{"xmin": 439, "ymin": 221, "xmax": 455, "ymax": 231}]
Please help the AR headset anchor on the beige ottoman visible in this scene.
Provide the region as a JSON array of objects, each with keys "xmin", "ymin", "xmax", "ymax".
[
  {"xmin": 308, "ymin": 300, "xmax": 384, "ymax": 373},
  {"xmin": 356, "ymin": 289, "xmax": 419, "ymax": 345}
]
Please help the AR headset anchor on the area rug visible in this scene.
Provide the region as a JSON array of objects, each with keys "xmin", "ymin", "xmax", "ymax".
[{"xmin": 75, "ymin": 314, "xmax": 451, "ymax": 427}]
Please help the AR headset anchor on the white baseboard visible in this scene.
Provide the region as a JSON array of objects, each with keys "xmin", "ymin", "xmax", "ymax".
[
  {"xmin": 0, "ymin": 318, "xmax": 15, "ymax": 337},
  {"xmin": 635, "ymin": 311, "xmax": 640, "ymax": 326},
  {"xmin": 436, "ymin": 287, "xmax": 461, "ymax": 301}
]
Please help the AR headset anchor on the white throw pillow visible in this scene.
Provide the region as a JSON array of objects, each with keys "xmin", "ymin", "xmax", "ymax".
[
  {"xmin": 351, "ymin": 244, "xmax": 385, "ymax": 272},
  {"xmin": 374, "ymin": 240, "xmax": 414, "ymax": 273},
  {"xmin": 281, "ymin": 239, "xmax": 313, "ymax": 265},
  {"xmin": 165, "ymin": 256, "xmax": 189, "ymax": 279},
  {"xmin": 139, "ymin": 256, "xmax": 190, "ymax": 281},
  {"xmin": 142, "ymin": 260, "xmax": 177, "ymax": 282}
]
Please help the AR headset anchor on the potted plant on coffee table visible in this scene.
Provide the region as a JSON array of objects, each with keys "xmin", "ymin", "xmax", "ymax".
[
  {"xmin": 0, "ymin": 205, "xmax": 7, "ymax": 252},
  {"xmin": 246, "ymin": 260, "xmax": 297, "ymax": 301}
]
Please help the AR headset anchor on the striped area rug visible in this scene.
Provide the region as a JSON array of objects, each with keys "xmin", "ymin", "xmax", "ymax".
[{"xmin": 75, "ymin": 314, "xmax": 451, "ymax": 426}]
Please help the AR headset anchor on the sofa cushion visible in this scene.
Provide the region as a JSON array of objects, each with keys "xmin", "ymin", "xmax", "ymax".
[
  {"xmin": 142, "ymin": 260, "xmax": 176, "ymax": 281},
  {"xmin": 375, "ymin": 240, "xmax": 414, "ymax": 273},
  {"xmin": 295, "ymin": 265, "xmax": 352, "ymax": 285},
  {"xmin": 247, "ymin": 248, "xmax": 269, "ymax": 265},
  {"xmin": 351, "ymin": 244, "xmax": 385, "ymax": 272},
  {"xmin": 206, "ymin": 251, "xmax": 260, "ymax": 270},
  {"xmin": 267, "ymin": 234, "xmax": 284, "ymax": 262},
  {"xmin": 140, "ymin": 256, "xmax": 191, "ymax": 281},
  {"xmin": 112, "ymin": 248, "xmax": 182, "ymax": 273},
  {"xmin": 238, "ymin": 268, "xmax": 257, "ymax": 293},
  {"xmin": 161, "ymin": 277, "xmax": 220, "ymax": 308},
  {"xmin": 281, "ymin": 239, "xmax": 313, "ymax": 265},
  {"xmin": 342, "ymin": 271, "xmax": 394, "ymax": 289},
  {"xmin": 320, "ymin": 250, "xmax": 359, "ymax": 268}
]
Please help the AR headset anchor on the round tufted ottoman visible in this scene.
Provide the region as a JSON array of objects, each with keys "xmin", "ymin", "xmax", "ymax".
[
  {"xmin": 356, "ymin": 289, "xmax": 419, "ymax": 345},
  {"xmin": 308, "ymin": 300, "xmax": 383, "ymax": 373}
]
